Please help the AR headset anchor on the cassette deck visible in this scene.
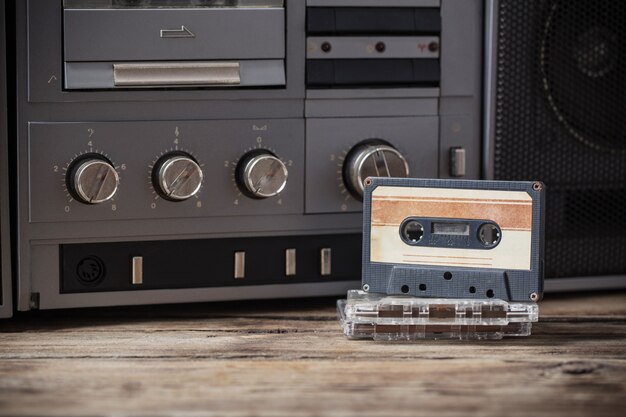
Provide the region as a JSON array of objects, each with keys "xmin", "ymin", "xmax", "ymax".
[{"xmin": 8, "ymin": 0, "xmax": 483, "ymax": 315}]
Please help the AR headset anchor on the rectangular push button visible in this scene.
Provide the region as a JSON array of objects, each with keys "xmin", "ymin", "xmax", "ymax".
[
  {"xmin": 320, "ymin": 248, "xmax": 332, "ymax": 276},
  {"xmin": 131, "ymin": 256, "xmax": 143, "ymax": 285},
  {"xmin": 234, "ymin": 251, "xmax": 245, "ymax": 279},
  {"xmin": 285, "ymin": 249, "xmax": 297, "ymax": 276}
]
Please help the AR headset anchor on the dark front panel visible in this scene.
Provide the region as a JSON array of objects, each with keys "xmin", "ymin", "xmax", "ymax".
[
  {"xmin": 307, "ymin": 7, "xmax": 441, "ymax": 35},
  {"xmin": 61, "ymin": 234, "xmax": 361, "ymax": 293},
  {"xmin": 490, "ymin": 0, "xmax": 626, "ymax": 279},
  {"xmin": 306, "ymin": 59, "xmax": 440, "ymax": 88}
]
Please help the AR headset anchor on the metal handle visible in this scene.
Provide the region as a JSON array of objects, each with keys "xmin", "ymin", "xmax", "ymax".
[{"xmin": 113, "ymin": 62, "xmax": 241, "ymax": 86}]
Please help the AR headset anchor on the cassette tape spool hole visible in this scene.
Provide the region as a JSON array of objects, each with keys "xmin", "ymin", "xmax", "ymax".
[
  {"xmin": 477, "ymin": 223, "xmax": 502, "ymax": 248},
  {"xmin": 400, "ymin": 220, "xmax": 424, "ymax": 244}
]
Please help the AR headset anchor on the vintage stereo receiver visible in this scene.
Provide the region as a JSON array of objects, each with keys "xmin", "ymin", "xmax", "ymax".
[
  {"xmin": 4, "ymin": 0, "xmax": 624, "ymax": 316},
  {"xmin": 7, "ymin": 0, "xmax": 482, "ymax": 315}
]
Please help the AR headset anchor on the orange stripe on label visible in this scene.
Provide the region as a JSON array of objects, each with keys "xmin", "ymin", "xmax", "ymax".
[{"xmin": 371, "ymin": 199, "xmax": 532, "ymax": 231}]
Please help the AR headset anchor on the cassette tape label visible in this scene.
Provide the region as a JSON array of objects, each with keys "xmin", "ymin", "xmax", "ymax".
[{"xmin": 370, "ymin": 186, "xmax": 533, "ymax": 270}]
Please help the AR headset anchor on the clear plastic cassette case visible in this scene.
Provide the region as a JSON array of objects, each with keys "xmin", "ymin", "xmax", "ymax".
[{"xmin": 338, "ymin": 290, "xmax": 539, "ymax": 341}]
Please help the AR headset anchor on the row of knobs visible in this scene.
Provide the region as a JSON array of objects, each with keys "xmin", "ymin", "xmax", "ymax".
[
  {"xmin": 66, "ymin": 140, "xmax": 409, "ymax": 205},
  {"xmin": 67, "ymin": 149, "xmax": 291, "ymax": 205}
]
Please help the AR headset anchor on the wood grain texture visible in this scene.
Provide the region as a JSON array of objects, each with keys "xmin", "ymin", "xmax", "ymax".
[{"xmin": 0, "ymin": 291, "xmax": 625, "ymax": 417}]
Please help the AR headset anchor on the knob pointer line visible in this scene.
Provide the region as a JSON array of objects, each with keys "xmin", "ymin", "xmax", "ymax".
[
  {"xmin": 90, "ymin": 164, "xmax": 114, "ymax": 204},
  {"xmin": 166, "ymin": 161, "xmax": 199, "ymax": 199}
]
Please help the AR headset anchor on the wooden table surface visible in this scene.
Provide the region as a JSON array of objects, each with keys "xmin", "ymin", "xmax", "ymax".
[{"xmin": 1, "ymin": 291, "xmax": 625, "ymax": 417}]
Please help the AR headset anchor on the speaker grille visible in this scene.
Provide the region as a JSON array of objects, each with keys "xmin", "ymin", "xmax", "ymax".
[{"xmin": 492, "ymin": 0, "xmax": 626, "ymax": 278}]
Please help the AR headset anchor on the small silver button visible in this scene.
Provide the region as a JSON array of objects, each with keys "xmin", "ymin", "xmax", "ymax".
[
  {"xmin": 131, "ymin": 256, "xmax": 143, "ymax": 285},
  {"xmin": 285, "ymin": 248, "xmax": 296, "ymax": 276},
  {"xmin": 320, "ymin": 248, "xmax": 332, "ymax": 276},
  {"xmin": 234, "ymin": 251, "xmax": 246, "ymax": 279}
]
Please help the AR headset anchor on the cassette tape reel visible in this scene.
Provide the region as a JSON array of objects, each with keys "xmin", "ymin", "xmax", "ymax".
[{"xmin": 362, "ymin": 178, "xmax": 545, "ymax": 302}]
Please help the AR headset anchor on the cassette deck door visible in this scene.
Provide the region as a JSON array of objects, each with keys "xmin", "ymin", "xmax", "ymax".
[{"xmin": 63, "ymin": 7, "xmax": 285, "ymax": 62}]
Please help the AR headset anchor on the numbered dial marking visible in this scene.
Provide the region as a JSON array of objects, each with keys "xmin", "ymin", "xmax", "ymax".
[
  {"xmin": 67, "ymin": 154, "xmax": 119, "ymax": 204},
  {"xmin": 236, "ymin": 150, "xmax": 288, "ymax": 199},
  {"xmin": 152, "ymin": 152, "xmax": 203, "ymax": 201},
  {"xmin": 343, "ymin": 139, "xmax": 409, "ymax": 200}
]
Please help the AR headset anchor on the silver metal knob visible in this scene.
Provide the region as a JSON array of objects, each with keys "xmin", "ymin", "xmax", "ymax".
[
  {"xmin": 237, "ymin": 151, "xmax": 288, "ymax": 198},
  {"xmin": 343, "ymin": 140, "xmax": 409, "ymax": 199},
  {"xmin": 70, "ymin": 157, "xmax": 119, "ymax": 204},
  {"xmin": 154, "ymin": 153, "xmax": 203, "ymax": 201}
]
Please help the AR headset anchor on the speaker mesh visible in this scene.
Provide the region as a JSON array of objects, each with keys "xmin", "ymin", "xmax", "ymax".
[{"xmin": 492, "ymin": 0, "xmax": 626, "ymax": 278}]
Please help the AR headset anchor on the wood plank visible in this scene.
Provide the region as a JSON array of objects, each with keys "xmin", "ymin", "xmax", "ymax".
[
  {"xmin": 0, "ymin": 292, "xmax": 625, "ymax": 417},
  {"xmin": 1, "ymin": 320, "xmax": 626, "ymax": 360},
  {"xmin": 1, "ymin": 291, "xmax": 624, "ymax": 331},
  {"xmin": 0, "ymin": 358, "xmax": 624, "ymax": 417},
  {"xmin": 539, "ymin": 291, "xmax": 626, "ymax": 316}
]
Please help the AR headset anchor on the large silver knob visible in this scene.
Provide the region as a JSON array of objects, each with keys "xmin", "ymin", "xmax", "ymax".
[
  {"xmin": 68, "ymin": 155, "xmax": 119, "ymax": 204},
  {"xmin": 236, "ymin": 150, "xmax": 288, "ymax": 199},
  {"xmin": 153, "ymin": 152, "xmax": 203, "ymax": 201},
  {"xmin": 343, "ymin": 139, "xmax": 409, "ymax": 199}
]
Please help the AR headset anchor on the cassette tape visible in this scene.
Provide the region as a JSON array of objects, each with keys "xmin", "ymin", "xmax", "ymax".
[{"xmin": 362, "ymin": 178, "xmax": 545, "ymax": 302}]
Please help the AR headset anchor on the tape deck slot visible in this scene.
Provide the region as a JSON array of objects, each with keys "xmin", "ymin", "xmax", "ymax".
[
  {"xmin": 62, "ymin": 0, "xmax": 286, "ymax": 90},
  {"xmin": 307, "ymin": 7, "xmax": 441, "ymax": 35}
]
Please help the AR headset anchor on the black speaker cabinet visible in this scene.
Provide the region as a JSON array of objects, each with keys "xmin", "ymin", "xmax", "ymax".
[
  {"xmin": 484, "ymin": 0, "xmax": 626, "ymax": 291},
  {"xmin": 0, "ymin": 0, "xmax": 12, "ymax": 318}
]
